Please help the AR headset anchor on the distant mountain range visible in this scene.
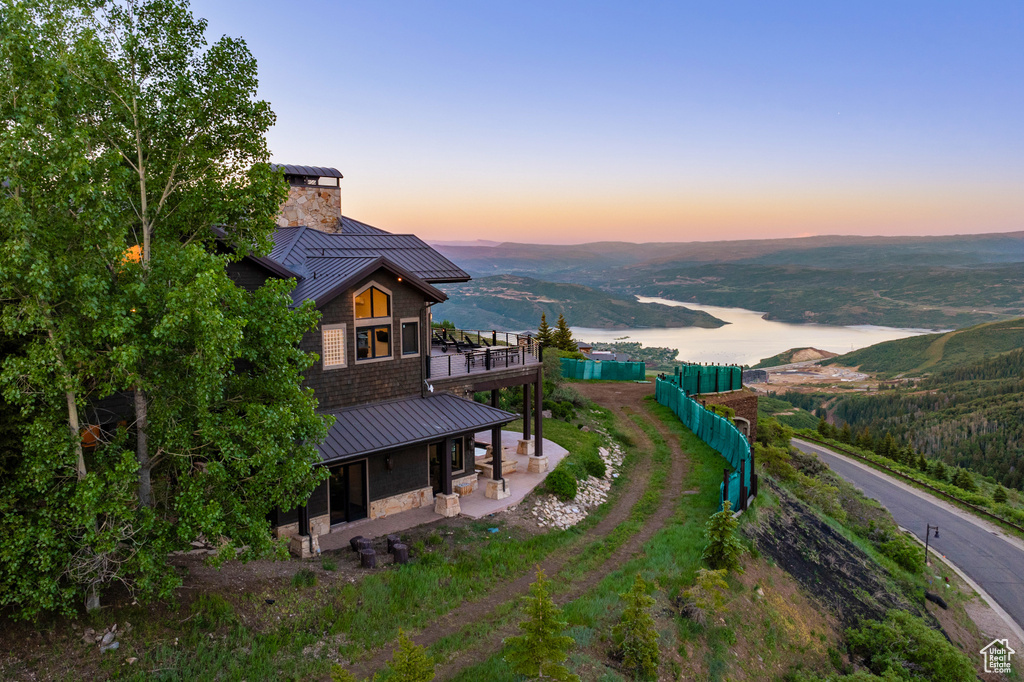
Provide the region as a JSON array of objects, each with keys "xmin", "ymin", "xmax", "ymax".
[
  {"xmin": 431, "ymin": 275, "xmax": 725, "ymax": 331},
  {"xmin": 434, "ymin": 232, "xmax": 1024, "ymax": 329}
]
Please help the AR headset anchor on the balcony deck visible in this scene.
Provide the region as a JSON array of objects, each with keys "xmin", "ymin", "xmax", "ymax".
[{"xmin": 426, "ymin": 329, "xmax": 541, "ymax": 379}]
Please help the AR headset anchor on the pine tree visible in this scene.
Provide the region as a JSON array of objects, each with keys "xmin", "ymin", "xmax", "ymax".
[
  {"xmin": 917, "ymin": 452, "xmax": 929, "ymax": 472},
  {"xmin": 951, "ymin": 468, "xmax": 977, "ymax": 493},
  {"xmin": 994, "ymin": 486, "xmax": 1008, "ymax": 504},
  {"xmin": 682, "ymin": 568, "xmax": 729, "ymax": 626},
  {"xmin": 702, "ymin": 500, "xmax": 744, "ymax": 572},
  {"xmin": 505, "ymin": 568, "xmax": 579, "ymax": 682},
  {"xmin": 817, "ymin": 417, "xmax": 830, "ymax": 438},
  {"xmin": 614, "ymin": 574, "xmax": 659, "ymax": 679},
  {"xmin": 857, "ymin": 428, "xmax": 875, "ymax": 452},
  {"xmin": 384, "ymin": 630, "xmax": 435, "ymax": 682},
  {"xmin": 552, "ymin": 313, "xmax": 577, "ymax": 352},
  {"xmin": 839, "ymin": 423, "xmax": 853, "ymax": 444},
  {"xmin": 536, "ymin": 313, "xmax": 554, "ymax": 347},
  {"xmin": 930, "ymin": 460, "xmax": 948, "ymax": 483}
]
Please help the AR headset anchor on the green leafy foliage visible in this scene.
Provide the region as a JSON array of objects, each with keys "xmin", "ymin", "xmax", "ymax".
[
  {"xmin": 0, "ymin": 0, "xmax": 328, "ymax": 617},
  {"xmin": 545, "ymin": 467, "xmax": 578, "ymax": 501},
  {"xmin": 701, "ymin": 501, "xmax": 744, "ymax": 572},
  {"xmin": 613, "ymin": 574, "xmax": 659, "ymax": 680},
  {"xmin": 846, "ymin": 610, "xmax": 976, "ymax": 681},
  {"xmin": 504, "ymin": 568, "xmax": 579, "ymax": 682},
  {"xmin": 877, "ymin": 535, "xmax": 923, "ymax": 575}
]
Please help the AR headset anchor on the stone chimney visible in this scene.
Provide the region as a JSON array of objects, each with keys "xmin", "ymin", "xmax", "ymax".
[{"xmin": 274, "ymin": 164, "xmax": 343, "ymax": 233}]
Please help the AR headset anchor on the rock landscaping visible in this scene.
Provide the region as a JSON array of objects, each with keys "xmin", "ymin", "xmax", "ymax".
[{"xmin": 530, "ymin": 442, "xmax": 624, "ymax": 530}]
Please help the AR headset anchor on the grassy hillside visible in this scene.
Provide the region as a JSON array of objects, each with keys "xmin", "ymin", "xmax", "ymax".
[
  {"xmin": 433, "ymin": 275, "xmax": 725, "ymax": 331},
  {"xmin": 822, "ymin": 318, "xmax": 1024, "ymax": 376},
  {"xmin": 753, "ymin": 347, "xmax": 838, "ymax": 368}
]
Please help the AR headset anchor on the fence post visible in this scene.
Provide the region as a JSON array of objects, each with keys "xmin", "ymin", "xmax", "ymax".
[
  {"xmin": 493, "ymin": 330, "xmax": 497, "ymax": 346},
  {"xmin": 486, "ymin": 348, "xmax": 491, "ymax": 370},
  {"xmin": 739, "ymin": 459, "xmax": 747, "ymax": 511},
  {"xmin": 750, "ymin": 447, "xmax": 758, "ymax": 498},
  {"xmin": 722, "ymin": 469, "xmax": 731, "ymax": 509}
]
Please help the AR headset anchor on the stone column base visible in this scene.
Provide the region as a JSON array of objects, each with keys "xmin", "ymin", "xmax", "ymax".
[
  {"xmin": 485, "ymin": 478, "xmax": 512, "ymax": 500},
  {"xmin": 517, "ymin": 438, "xmax": 535, "ymax": 455},
  {"xmin": 434, "ymin": 492, "xmax": 461, "ymax": 517},
  {"xmin": 527, "ymin": 454, "xmax": 548, "ymax": 473},
  {"xmin": 288, "ymin": 534, "xmax": 320, "ymax": 559}
]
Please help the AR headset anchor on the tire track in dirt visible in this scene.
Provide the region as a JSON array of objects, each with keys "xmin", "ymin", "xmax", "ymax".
[
  {"xmin": 430, "ymin": 383, "xmax": 691, "ymax": 680},
  {"xmin": 346, "ymin": 383, "xmax": 662, "ymax": 679}
]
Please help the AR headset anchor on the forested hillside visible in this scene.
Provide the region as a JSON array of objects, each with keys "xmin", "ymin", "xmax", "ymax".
[
  {"xmin": 821, "ymin": 318, "xmax": 1024, "ymax": 376},
  {"xmin": 780, "ymin": 347, "xmax": 1024, "ymax": 489}
]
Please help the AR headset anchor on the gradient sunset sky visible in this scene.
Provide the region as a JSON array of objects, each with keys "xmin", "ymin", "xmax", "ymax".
[{"xmin": 193, "ymin": 1, "xmax": 1023, "ymax": 244}]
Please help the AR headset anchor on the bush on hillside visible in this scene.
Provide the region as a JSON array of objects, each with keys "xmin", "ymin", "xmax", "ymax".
[
  {"xmin": 580, "ymin": 448, "xmax": 606, "ymax": 479},
  {"xmin": 877, "ymin": 535, "xmax": 923, "ymax": 574},
  {"xmin": 702, "ymin": 501, "xmax": 744, "ymax": 572},
  {"xmin": 846, "ymin": 610, "xmax": 976, "ymax": 681},
  {"xmin": 546, "ymin": 467, "xmax": 578, "ymax": 501}
]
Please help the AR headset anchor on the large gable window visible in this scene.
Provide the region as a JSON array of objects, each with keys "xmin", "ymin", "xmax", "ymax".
[
  {"xmin": 355, "ymin": 286, "xmax": 390, "ymax": 319},
  {"xmin": 354, "ymin": 283, "xmax": 392, "ymax": 362}
]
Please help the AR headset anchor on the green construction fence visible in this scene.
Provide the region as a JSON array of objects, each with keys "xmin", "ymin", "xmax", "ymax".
[{"xmin": 560, "ymin": 358, "xmax": 647, "ymax": 381}]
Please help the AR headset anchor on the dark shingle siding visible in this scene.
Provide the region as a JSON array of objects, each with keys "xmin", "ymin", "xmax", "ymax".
[{"xmin": 367, "ymin": 446, "xmax": 429, "ymax": 501}]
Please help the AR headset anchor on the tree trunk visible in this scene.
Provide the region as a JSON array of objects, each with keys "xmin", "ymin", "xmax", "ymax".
[
  {"xmin": 135, "ymin": 387, "xmax": 152, "ymax": 507},
  {"xmin": 65, "ymin": 390, "xmax": 86, "ymax": 481}
]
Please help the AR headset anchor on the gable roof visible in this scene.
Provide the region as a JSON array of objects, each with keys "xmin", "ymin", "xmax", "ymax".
[
  {"xmin": 289, "ymin": 255, "xmax": 447, "ymax": 308},
  {"xmin": 317, "ymin": 393, "xmax": 516, "ymax": 463}
]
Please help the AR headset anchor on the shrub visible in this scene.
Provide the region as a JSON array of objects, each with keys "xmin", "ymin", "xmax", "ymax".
[
  {"xmin": 330, "ymin": 667, "xmax": 359, "ymax": 682},
  {"xmin": 846, "ymin": 610, "xmax": 976, "ymax": 681},
  {"xmin": 877, "ymin": 536, "xmax": 923, "ymax": 574},
  {"xmin": 756, "ymin": 443, "xmax": 796, "ymax": 481},
  {"xmin": 792, "ymin": 473, "xmax": 847, "ymax": 523},
  {"xmin": 613, "ymin": 574, "xmax": 659, "ymax": 679},
  {"xmin": 580, "ymin": 449, "xmax": 607, "ymax": 479},
  {"xmin": 702, "ymin": 501, "xmax": 744, "ymax": 571},
  {"xmin": 682, "ymin": 568, "xmax": 729, "ymax": 627},
  {"xmin": 707, "ymin": 403, "xmax": 736, "ymax": 421},
  {"xmin": 550, "ymin": 385, "xmax": 588, "ymax": 408},
  {"xmin": 551, "ymin": 401, "xmax": 576, "ymax": 422},
  {"xmin": 994, "ymin": 485, "xmax": 1008, "ymax": 503},
  {"xmin": 546, "ymin": 466, "xmax": 578, "ymax": 501},
  {"xmin": 951, "ymin": 468, "xmax": 978, "ymax": 493}
]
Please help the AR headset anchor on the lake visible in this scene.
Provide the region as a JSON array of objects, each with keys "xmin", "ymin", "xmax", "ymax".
[{"xmin": 571, "ymin": 297, "xmax": 936, "ymax": 366}]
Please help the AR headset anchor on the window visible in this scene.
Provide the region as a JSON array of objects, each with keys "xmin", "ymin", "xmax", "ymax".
[
  {"xmin": 355, "ymin": 286, "xmax": 390, "ymax": 319},
  {"xmin": 356, "ymin": 325, "xmax": 391, "ymax": 360},
  {"xmin": 401, "ymin": 319, "xmax": 419, "ymax": 356},
  {"xmin": 322, "ymin": 324, "xmax": 346, "ymax": 368},
  {"xmin": 354, "ymin": 283, "xmax": 393, "ymax": 362},
  {"xmin": 451, "ymin": 438, "xmax": 464, "ymax": 473}
]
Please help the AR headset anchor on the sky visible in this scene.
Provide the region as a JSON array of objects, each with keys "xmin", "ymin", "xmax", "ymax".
[{"xmin": 191, "ymin": 1, "xmax": 1024, "ymax": 244}]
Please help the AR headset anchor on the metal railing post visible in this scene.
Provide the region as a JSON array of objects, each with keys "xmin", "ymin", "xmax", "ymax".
[{"xmin": 486, "ymin": 348, "xmax": 491, "ymax": 371}]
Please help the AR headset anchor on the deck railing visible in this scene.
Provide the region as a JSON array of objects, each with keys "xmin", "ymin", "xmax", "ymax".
[{"xmin": 427, "ymin": 328, "xmax": 542, "ymax": 379}]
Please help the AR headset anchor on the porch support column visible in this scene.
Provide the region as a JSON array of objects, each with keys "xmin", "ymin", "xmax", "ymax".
[
  {"xmin": 435, "ymin": 435, "xmax": 460, "ymax": 517},
  {"xmin": 523, "ymin": 383, "xmax": 532, "ymax": 440},
  {"xmin": 442, "ymin": 436, "xmax": 453, "ymax": 495},
  {"xmin": 534, "ymin": 369, "xmax": 544, "ymax": 459},
  {"xmin": 490, "ymin": 390, "xmax": 502, "ymax": 481}
]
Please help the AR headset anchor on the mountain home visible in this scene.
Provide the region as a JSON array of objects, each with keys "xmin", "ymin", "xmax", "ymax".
[{"xmin": 226, "ymin": 166, "xmax": 546, "ymax": 554}]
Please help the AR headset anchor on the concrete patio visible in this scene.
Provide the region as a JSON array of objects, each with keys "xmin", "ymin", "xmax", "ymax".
[{"xmin": 318, "ymin": 429, "xmax": 568, "ymax": 552}]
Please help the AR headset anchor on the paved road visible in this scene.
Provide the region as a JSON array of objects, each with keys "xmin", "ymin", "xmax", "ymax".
[{"xmin": 793, "ymin": 438, "xmax": 1024, "ymax": 636}]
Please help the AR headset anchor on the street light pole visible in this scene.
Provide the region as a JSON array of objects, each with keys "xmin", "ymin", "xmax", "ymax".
[{"xmin": 924, "ymin": 524, "xmax": 940, "ymax": 566}]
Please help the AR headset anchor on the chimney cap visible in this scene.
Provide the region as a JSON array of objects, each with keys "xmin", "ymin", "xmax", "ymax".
[{"xmin": 270, "ymin": 164, "xmax": 343, "ymax": 179}]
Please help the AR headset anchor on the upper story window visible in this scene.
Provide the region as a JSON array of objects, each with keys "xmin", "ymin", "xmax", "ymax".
[
  {"xmin": 355, "ymin": 286, "xmax": 390, "ymax": 320},
  {"xmin": 354, "ymin": 283, "xmax": 392, "ymax": 362},
  {"xmin": 322, "ymin": 323, "xmax": 347, "ymax": 369}
]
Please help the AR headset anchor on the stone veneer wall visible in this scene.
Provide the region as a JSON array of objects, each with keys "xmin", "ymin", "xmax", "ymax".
[
  {"xmin": 277, "ymin": 185, "xmax": 341, "ymax": 232},
  {"xmin": 274, "ymin": 513, "xmax": 331, "ymax": 540},
  {"xmin": 453, "ymin": 473, "xmax": 478, "ymax": 495},
  {"xmin": 369, "ymin": 486, "xmax": 434, "ymax": 519},
  {"xmin": 694, "ymin": 388, "xmax": 759, "ymax": 444}
]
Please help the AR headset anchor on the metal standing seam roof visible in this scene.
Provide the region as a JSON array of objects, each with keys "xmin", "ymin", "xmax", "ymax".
[
  {"xmin": 316, "ymin": 393, "xmax": 516, "ymax": 463},
  {"xmin": 270, "ymin": 164, "xmax": 344, "ymax": 178},
  {"xmin": 288, "ymin": 255, "xmax": 447, "ymax": 308},
  {"xmin": 341, "ymin": 216, "xmax": 392, "ymax": 235},
  {"xmin": 270, "ymin": 226, "xmax": 470, "ymax": 283}
]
